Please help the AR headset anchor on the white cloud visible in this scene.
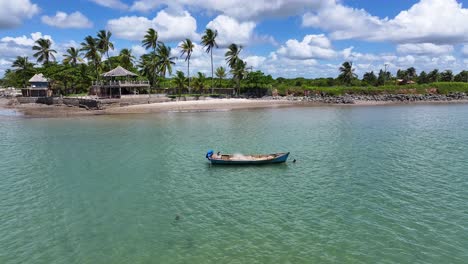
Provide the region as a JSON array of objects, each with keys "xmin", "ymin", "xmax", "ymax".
[
  {"xmin": 1, "ymin": 32, "xmax": 53, "ymax": 47},
  {"xmin": 107, "ymin": 10, "xmax": 198, "ymax": 42},
  {"xmin": 42, "ymin": 11, "xmax": 93, "ymax": 29},
  {"xmin": 397, "ymin": 43, "xmax": 454, "ymax": 55},
  {"xmin": 206, "ymin": 15, "xmax": 256, "ymax": 46},
  {"xmin": 0, "ymin": 0, "xmax": 39, "ymax": 28},
  {"xmin": 130, "ymin": 0, "xmax": 332, "ymax": 20},
  {"xmin": 303, "ymin": 0, "xmax": 468, "ymax": 45},
  {"xmin": 89, "ymin": 0, "xmax": 128, "ymax": 10},
  {"xmin": 131, "ymin": 45, "xmax": 147, "ymax": 58},
  {"xmin": 276, "ymin": 34, "xmax": 336, "ymax": 60},
  {"xmin": 244, "ymin": 56, "xmax": 266, "ymax": 69}
]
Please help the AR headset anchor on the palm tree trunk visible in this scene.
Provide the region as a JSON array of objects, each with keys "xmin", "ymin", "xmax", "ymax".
[
  {"xmin": 188, "ymin": 59, "xmax": 190, "ymax": 94},
  {"xmin": 210, "ymin": 49, "xmax": 214, "ymax": 94},
  {"xmin": 107, "ymin": 51, "xmax": 111, "ymax": 70}
]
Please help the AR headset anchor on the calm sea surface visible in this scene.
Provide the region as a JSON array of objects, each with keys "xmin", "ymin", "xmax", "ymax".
[{"xmin": 1, "ymin": 105, "xmax": 468, "ymax": 263}]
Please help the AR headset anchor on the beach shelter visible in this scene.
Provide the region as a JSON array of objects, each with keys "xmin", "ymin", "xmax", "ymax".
[
  {"xmin": 100, "ymin": 66, "xmax": 139, "ymax": 98},
  {"xmin": 102, "ymin": 66, "xmax": 138, "ymax": 78}
]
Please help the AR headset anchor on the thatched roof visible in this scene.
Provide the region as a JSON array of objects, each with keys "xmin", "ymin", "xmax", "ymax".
[
  {"xmin": 29, "ymin": 73, "xmax": 48, "ymax": 83},
  {"xmin": 102, "ymin": 66, "xmax": 138, "ymax": 77}
]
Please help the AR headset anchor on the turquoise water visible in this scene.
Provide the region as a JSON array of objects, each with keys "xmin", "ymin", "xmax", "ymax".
[{"xmin": 1, "ymin": 105, "xmax": 468, "ymax": 263}]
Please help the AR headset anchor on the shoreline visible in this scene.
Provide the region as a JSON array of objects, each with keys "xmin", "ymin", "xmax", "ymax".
[{"xmin": 2, "ymin": 96, "xmax": 468, "ymax": 118}]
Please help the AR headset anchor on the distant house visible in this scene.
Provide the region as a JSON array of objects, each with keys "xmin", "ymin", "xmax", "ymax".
[
  {"xmin": 396, "ymin": 79, "xmax": 416, "ymax": 85},
  {"xmin": 22, "ymin": 73, "xmax": 52, "ymax": 97}
]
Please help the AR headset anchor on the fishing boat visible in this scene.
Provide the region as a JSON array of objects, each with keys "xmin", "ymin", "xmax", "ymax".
[{"xmin": 206, "ymin": 150, "xmax": 290, "ymax": 165}]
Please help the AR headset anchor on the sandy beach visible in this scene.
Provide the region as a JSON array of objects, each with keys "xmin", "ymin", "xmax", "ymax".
[
  {"xmin": 1, "ymin": 98, "xmax": 300, "ymax": 117},
  {"xmin": 2, "ymin": 97, "xmax": 468, "ymax": 118}
]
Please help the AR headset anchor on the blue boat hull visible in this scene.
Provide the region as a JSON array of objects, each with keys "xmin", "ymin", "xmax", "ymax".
[{"xmin": 208, "ymin": 152, "xmax": 290, "ymax": 165}]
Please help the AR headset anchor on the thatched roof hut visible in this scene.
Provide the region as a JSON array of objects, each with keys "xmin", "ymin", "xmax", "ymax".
[
  {"xmin": 29, "ymin": 73, "xmax": 49, "ymax": 83},
  {"xmin": 102, "ymin": 66, "xmax": 137, "ymax": 77}
]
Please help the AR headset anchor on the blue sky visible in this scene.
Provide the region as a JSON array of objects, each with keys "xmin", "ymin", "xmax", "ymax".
[{"xmin": 1, "ymin": 0, "xmax": 468, "ymax": 78}]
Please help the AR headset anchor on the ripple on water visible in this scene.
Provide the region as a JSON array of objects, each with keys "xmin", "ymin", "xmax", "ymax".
[{"xmin": 1, "ymin": 105, "xmax": 468, "ymax": 263}]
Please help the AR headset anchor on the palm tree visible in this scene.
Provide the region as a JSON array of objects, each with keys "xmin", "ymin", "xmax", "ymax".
[
  {"xmin": 81, "ymin": 35, "xmax": 101, "ymax": 79},
  {"xmin": 97, "ymin": 30, "xmax": 114, "ymax": 68},
  {"xmin": 215, "ymin": 66, "xmax": 226, "ymax": 87},
  {"xmin": 119, "ymin": 48, "xmax": 135, "ymax": 69},
  {"xmin": 231, "ymin": 59, "xmax": 247, "ymax": 95},
  {"xmin": 179, "ymin": 39, "xmax": 194, "ymax": 93},
  {"xmin": 63, "ymin": 47, "xmax": 84, "ymax": 66},
  {"xmin": 155, "ymin": 43, "xmax": 176, "ymax": 78},
  {"xmin": 12, "ymin": 56, "xmax": 35, "ymax": 87},
  {"xmin": 225, "ymin": 43, "xmax": 242, "ymax": 69},
  {"xmin": 173, "ymin": 71, "xmax": 187, "ymax": 98},
  {"xmin": 338, "ymin": 61, "xmax": 356, "ymax": 86},
  {"xmin": 142, "ymin": 28, "xmax": 159, "ymax": 53},
  {"xmin": 193, "ymin": 72, "xmax": 206, "ymax": 93},
  {"xmin": 32, "ymin": 38, "xmax": 57, "ymax": 65},
  {"xmin": 201, "ymin": 28, "xmax": 218, "ymax": 93},
  {"xmin": 406, "ymin": 67, "xmax": 417, "ymax": 80},
  {"xmin": 138, "ymin": 53, "xmax": 159, "ymax": 87}
]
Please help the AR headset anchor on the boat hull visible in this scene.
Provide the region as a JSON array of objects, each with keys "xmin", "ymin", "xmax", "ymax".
[{"xmin": 208, "ymin": 152, "xmax": 290, "ymax": 165}]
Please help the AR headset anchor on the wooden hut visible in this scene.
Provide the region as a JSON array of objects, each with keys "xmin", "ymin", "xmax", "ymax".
[
  {"xmin": 90, "ymin": 66, "xmax": 149, "ymax": 98},
  {"xmin": 22, "ymin": 73, "xmax": 52, "ymax": 97}
]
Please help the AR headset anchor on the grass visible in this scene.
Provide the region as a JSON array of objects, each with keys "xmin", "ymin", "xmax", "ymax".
[{"xmin": 275, "ymin": 82, "xmax": 468, "ymax": 96}]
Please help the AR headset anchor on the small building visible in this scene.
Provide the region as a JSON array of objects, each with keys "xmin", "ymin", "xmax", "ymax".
[
  {"xmin": 22, "ymin": 73, "xmax": 52, "ymax": 97},
  {"xmin": 90, "ymin": 66, "xmax": 150, "ymax": 98},
  {"xmin": 396, "ymin": 79, "xmax": 416, "ymax": 85}
]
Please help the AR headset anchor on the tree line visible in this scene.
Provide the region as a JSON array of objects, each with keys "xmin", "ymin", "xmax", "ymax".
[{"xmin": 1, "ymin": 29, "xmax": 467, "ymax": 96}]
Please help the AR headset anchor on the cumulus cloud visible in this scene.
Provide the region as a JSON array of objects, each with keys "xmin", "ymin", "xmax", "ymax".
[
  {"xmin": 89, "ymin": 0, "xmax": 128, "ymax": 10},
  {"xmin": 0, "ymin": 0, "xmax": 40, "ymax": 29},
  {"xmin": 244, "ymin": 56, "xmax": 266, "ymax": 69},
  {"xmin": 42, "ymin": 11, "xmax": 93, "ymax": 29},
  {"xmin": 1, "ymin": 32, "xmax": 53, "ymax": 47},
  {"xmin": 276, "ymin": 34, "xmax": 336, "ymax": 60},
  {"xmin": 206, "ymin": 15, "xmax": 256, "ymax": 46},
  {"xmin": 397, "ymin": 43, "xmax": 454, "ymax": 55},
  {"xmin": 130, "ymin": 0, "xmax": 332, "ymax": 20},
  {"xmin": 303, "ymin": 0, "xmax": 468, "ymax": 45},
  {"xmin": 107, "ymin": 10, "xmax": 198, "ymax": 42}
]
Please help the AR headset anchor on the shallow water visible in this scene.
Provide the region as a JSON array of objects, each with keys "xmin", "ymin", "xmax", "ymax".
[{"xmin": 1, "ymin": 105, "xmax": 468, "ymax": 263}]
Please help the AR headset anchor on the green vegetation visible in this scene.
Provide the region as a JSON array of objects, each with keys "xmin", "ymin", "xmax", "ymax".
[{"xmin": 1, "ymin": 29, "xmax": 467, "ymax": 98}]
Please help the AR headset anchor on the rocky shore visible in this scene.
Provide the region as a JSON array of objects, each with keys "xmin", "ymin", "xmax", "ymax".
[
  {"xmin": 263, "ymin": 92, "xmax": 468, "ymax": 104},
  {"xmin": 2, "ymin": 92, "xmax": 468, "ymax": 118}
]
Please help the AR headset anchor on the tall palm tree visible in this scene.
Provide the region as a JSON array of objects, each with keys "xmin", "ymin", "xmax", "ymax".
[
  {"xmin": 338, "ymin": 61, "xmax": 356, "ymax": 86},
  {"xmin": 97, "ymin": 30, "xmax": 114, "ymax": 68},
  {"xmin": 201, "ymin": 28, "xmax": 218, "ymax": 93},
  {"xmin": 12, "ymin": 56, "xmax": 35, "ymax": 87},
  {"xmin": 81, "ymin": 35, "xmax": 101, "ymax": 79},
  {"xmin": 179, "ymin": 39, "xmax": 194, "ymax": 93},
  {"xmin": 225, "ymin": 43, "xmax": 242, "ymax": 69},
  {"xmin": 63, "ymin": 47, "xmax": 84, "ymax": 66},
  {"xmin": 32, "ymin": 38, "xmax": 57, "ymax": 65},
  {"xmin": 173, "ymin": 70, "xmax": 187, "ymax": 98},
  {"xmin": 119, "ymin": 48, "xmax": 135, "ymax": 69},
  {"xmin": 155, "ymin": 43, "xmax": 176, "ymax": 78},
  {"xmin": 142, "ymin": 28, "xmax": 159, "ymax": 53},
  {"xmin": 215, "ymin": 66, "xmax": 226, "ymax": 87}
]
